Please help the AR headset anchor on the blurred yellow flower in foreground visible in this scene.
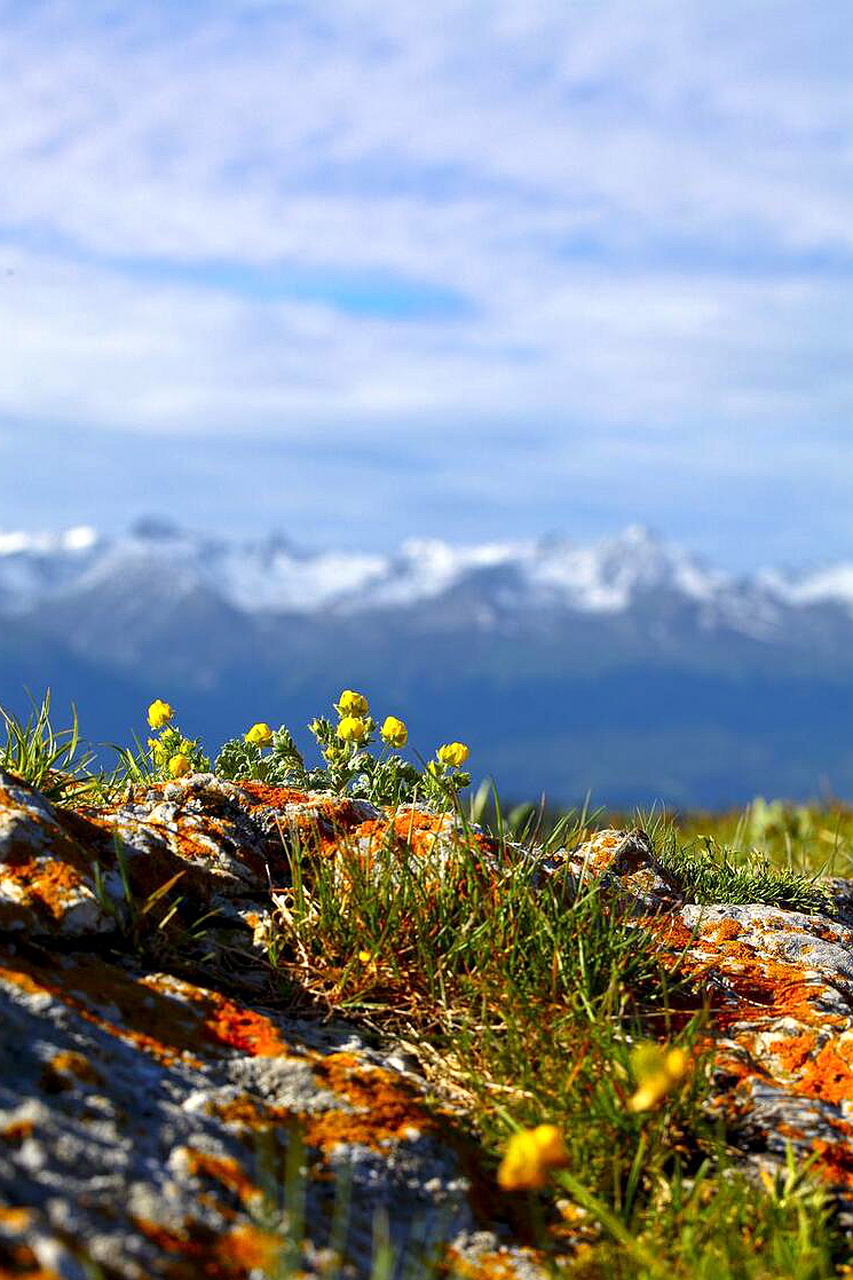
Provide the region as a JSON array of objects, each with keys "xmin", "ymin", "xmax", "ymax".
[
  {"xmin": 244, "ymin": 722, "xmax": 273, "ymax": 747},
  {"xmin": 147, "ymin": 699, "xmax": 173, "ymax": 728},
  {"xmin": 168, "ymin": 753, "xmax": 192, "ymax": 778},
  {"xmin": 337, "ymin": 689, "xmax": 369, "ymax": 716},
  {"xmin": 437, "ymin": 742, "xmax": 469, "ymax": 768},
  {"xmin": 337, "ymin": 716, "xmax": 368, "ymax": 743},
  {"xmin": 380, "ymin": 716, "xmax": 408, "ymax": 748},
  {"xmin": 498, "ymin": 1124, "xmax": 569, "ymax": 1191},
  {"xmin": 627, "ymin": 1043, "xmax": 689, "ymax": 1112}
]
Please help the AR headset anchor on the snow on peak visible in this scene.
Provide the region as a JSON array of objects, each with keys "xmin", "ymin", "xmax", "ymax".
[
  {"xmin": 0, "ymin": 525, "xmax": 98, "ymax": 556},
  {"xmin": 0, "ymin": 520, "xmax": 852, "ymax": 629},
  {"xmin": 758, "ymin": 564, "xmax": 853, "ymax": 614},
  {"xmin": 0, "ymin": 525, "xmax": 102, "ymax": 616}
]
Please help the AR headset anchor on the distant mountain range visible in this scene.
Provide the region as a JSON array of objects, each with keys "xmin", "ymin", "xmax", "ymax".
[{"xmin": 2, "ymin": 520, "xmax": 853, "ymax": 809}]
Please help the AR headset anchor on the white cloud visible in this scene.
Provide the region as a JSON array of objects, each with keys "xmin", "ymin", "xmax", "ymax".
[
  {"xmin": 1, "ymin": 236, "xmax": 848, "ymax": 439},
  {"xmin": 0, "ymin": 0, "xmax": 850, "ymax": 552}
]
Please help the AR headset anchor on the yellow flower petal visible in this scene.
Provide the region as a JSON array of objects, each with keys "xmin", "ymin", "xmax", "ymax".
[
  {"xmin": 337, "ymin": 716, "xmax": 368, "ymax": 743},
  {"xmin": 497, "ymin": 1125, "xmax": 568, "ymax": 1190},
  {"xmin": 244, "ymin": 722, "xmax": 273, "ymax": 747},
  {"xmin": 337, "ymin": 689, "xmax": 369, "ymax": 717},
  {"xmin": 168, "ymin": 753, "xmax": 192, "ymax": 778},
  {"xmin": 497, "ymin": 1131, "xmax": 547, "ymax": 1191},
  {"xmin": 627, "ymin": 1042, "xmax": 690, "ymax": 1112},
  {"xmin": 380, "ymin": 716, "xmax": 408, "ymax": 748},
  {"xmin": 147, "ymin": 699, "xmax": 174, "ymax": 729},
  {"xmin": 437, "ymin": 741, "xmax": 469, "ymax": 768},
  {"xmin": 531, "ymin": 1124, "xmax": 569, "ymax": 1168}
]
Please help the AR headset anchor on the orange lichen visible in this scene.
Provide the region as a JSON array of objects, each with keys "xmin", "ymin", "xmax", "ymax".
[
  {"xmin": 446, "ymin": 1244, "xmax": 540, "ymax": 1280},
  {"xmin": 1, "ymin": 1120, "xmax": 34, "ymax": 1145},
  {"xmin": 309, "ymin": 1051, "xmax": 436, "ymax": 1150},
  {"xmin": 238, "ymin": 784, "xmax": 367, "ymax": 836},
  {"xmin": 133, "ymin": 1214, "xmax": 279, "ymax": 1280},
  {"xmin": 144, "ymin": 978, "xmax": 291, "ymax": 1058},
  {"xmin": 0, "ymin": 948, "xmax": 294, "ymax": 1069},
  {"xmin": 198, "ymin": 991, "xmax": 290, "ymax": 1058},
  {"xmin": 0, "ymin": 1206, "xmax": 32, "ymax": 1230},
  {"xmin": 0, "ymin": 857, "xmax": 87, "ymax": 924},
  {"xmin": 811, "ymin": 1138, "xmax": 853, "ymax": 1187},
  {"xmin": 40, "ymin": 1051, "xmax": 103, "ymax": 1093},
  {"xmin": 49, "ymin": 1050, "xmax": 102, "ymax": 1082},
  {"xmin": 641, "ymin": 906, "xmax": 853, "ymax": 1151},
  {"xmin": 0, "ymin": 953, "xmax": 205, "ymax": 1066},
  {"xmin": 768, "ymin": 1032, "xmax": 817, "ymax": 1073},
  {"xmin": 238, "ymin": 783, "xmax": 327, "ymax": 809},
  {"xmin": 703, "ymin": 919, "xmax": 742, "ymax": 942},
  {"xmin": 186, "ymin": 1151, "xmax": 260, "ymax": 1207},
  {"xmin": 798, "ymin": 1043, "xmax": 853, "ymax": 1105},
  {"xmin": 217, "ymin": 1224, "xmax": 280, "ymax": 1273},
  {"xmin": 206, "ymin": 1094, "xmax": 273, "ymax": 1129},
  {"xmin": 353, "ymin": 808, "xmax": 496, "ymax": 862}
]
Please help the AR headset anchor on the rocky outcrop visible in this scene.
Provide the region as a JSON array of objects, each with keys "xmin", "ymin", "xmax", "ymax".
[
  {"xmin": 3, "ymin": 769, "xmax": 853, "ymax": 1275},
  {"xmin": 0, "ymin": 770, "xmax": 542, "ymax": 1280}
]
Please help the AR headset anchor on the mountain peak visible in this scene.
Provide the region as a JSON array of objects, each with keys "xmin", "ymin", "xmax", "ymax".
[{"xmin": 1, "ymin": 521, "xmax": 853, "ymax": 630}]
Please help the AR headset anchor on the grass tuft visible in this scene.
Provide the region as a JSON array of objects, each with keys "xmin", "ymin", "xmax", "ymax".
[
  {"xmin": 0, "ymin": 689, "xmax": 95, "ymax": 802},
  {"xmin": 1, "ymin": 690, "xmax": 849, "ymax": 1275}
]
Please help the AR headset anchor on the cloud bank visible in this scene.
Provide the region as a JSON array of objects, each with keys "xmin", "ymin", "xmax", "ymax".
[{"xmin": 0, "ymin": 1, "xmax": 850, "ymax": 561}]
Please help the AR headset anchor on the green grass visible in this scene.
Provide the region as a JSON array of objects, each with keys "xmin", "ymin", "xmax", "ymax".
[
  {"xmin": 0, "ymin": 689, "xmax": 95, "ymax": 802},
  {"xmin": 670, "ymin": 800, "xmax": 853, "ymax": 880},
  {"xmin": 641, "ymin": 814, "xmax": 832, "ymax": 914},
  {"xmin": 266, "ymin": 802, "xmax": 843, "ymax": 1278},
  {"xmin": 1, "ymin": 692, "xmax": 850, "ymax": 1276}
]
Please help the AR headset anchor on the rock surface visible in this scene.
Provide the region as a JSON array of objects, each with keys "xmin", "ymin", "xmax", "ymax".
[
  {"xmin": 0, "ymin": 771, "xmax": 539, "ymax": 1280},
  {"xmin": 4, "ymin": 770, "xmax": 853, "ymax": 1275}
]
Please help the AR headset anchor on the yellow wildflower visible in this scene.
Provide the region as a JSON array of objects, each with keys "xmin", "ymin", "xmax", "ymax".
[
  {"xmin": 244, "ymin": 722, "xmax": 273, "ymax": 747},
  {"xmin": 337, "ymin": 716, "xmax": 368, "ymax": 743},
  {"xmin": 168, "ymin": 753, "xmax": 192, "ymax": 778},
  {"xmin": 336, "ymin": 689, "xmax": 369, "ymax": 717},
  {"xmin": 497, "ymin": 1124, "xmax": 569, "ymax": 1191},
  {"xmin": 357, "ymin": 949, "xmax": 372, "ymax": 963},
  {"xmin": 627, "ymin": 1043, "xmax": 689, "ymax": 1112},
  {"xmin": 437, "ymin": 741, "xmax": 469, "ymax": 768},
  {"xmin": 380, "ymin": 715, "xmax": 408, "ymax": 748},
  {"xmin": 147, "ymin": 699, "xmax": 173, "ymax": 728}
]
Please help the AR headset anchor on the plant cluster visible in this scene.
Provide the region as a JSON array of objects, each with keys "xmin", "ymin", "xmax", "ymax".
[
  {"xmin": 268, "ymin": 797, "xmax": 840, "ymax": 1277},
  {"xmin": 0, "ymin": 690, "xmax": 93, "ymax": 802},
  {"xmin": 144, "ymin": 699, "xmax": 210, "ymax": 779},
  {"xmin": 213, "ymin": 689, "xmax": 471, "ymax": 808},
  {"xmin": 0, "ymin": 690, "xmax": 849, "ymax": 1276}
]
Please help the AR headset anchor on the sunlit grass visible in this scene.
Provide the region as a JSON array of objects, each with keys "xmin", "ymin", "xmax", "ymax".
[{"xmin": 0, "ymin": 690, "xmax": 849, "ymax": 1275}]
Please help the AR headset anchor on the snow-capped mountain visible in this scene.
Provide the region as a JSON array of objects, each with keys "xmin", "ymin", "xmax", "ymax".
[
  {"xmin": 3, "ymin": 520, "xmax": 853, "ymax": 809},
  {"xmin": 2, "ymin": 518, "xmax": 852, "ymax": 634}
]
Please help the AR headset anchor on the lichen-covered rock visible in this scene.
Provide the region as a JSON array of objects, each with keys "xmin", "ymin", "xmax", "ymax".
[
  {"xmin": 648, "ymin": 900, "xmax": 853, "ymax": 1215},
  {"xmin": 0, "ymin": 934, "xmax": 548, "ymax": 1278},
  {"xmin": 8, "ymin": 772, "xmax": 853, "ymax": 1271},
  {"xmin": 0, "ymin": 772, "xmax": 545, "ymax": 1279},
  {"xmin": 540, "ymin": 826, "xmax": 686, "ymax": 912}
]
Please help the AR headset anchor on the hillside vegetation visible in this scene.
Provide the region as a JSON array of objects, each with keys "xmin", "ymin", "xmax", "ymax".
[{"xmin": 1, "ymin": 691, "xmax": 853, "ymax": 1278}]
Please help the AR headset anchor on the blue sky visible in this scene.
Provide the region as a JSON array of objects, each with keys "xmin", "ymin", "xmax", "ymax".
[{"xmin": 0, "ymin": 0, "xmax": 851, "ymax": 568}]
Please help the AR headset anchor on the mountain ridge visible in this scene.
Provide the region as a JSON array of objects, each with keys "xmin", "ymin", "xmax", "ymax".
[
  {"xmin": 3, "ymin": 520, "xmax": 853, "ymax": 808},
  {"xmin": 3, "ymin": 520, "xmax": 853, "ymax": 629}
]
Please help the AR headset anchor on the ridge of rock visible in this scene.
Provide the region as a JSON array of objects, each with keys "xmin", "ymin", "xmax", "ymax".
[{"xmin": 3, "ymin": 770, "xmax": 853, "ymax": 1274}]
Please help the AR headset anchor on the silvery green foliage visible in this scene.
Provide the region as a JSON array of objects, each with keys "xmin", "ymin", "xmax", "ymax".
[
  {"xmin": 216, "ymin": 716, "xmax": 469, "ymax": 809},
  {"xmin": 214, "ymin": 726, "xmax": 304, "ymax": 784}
]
